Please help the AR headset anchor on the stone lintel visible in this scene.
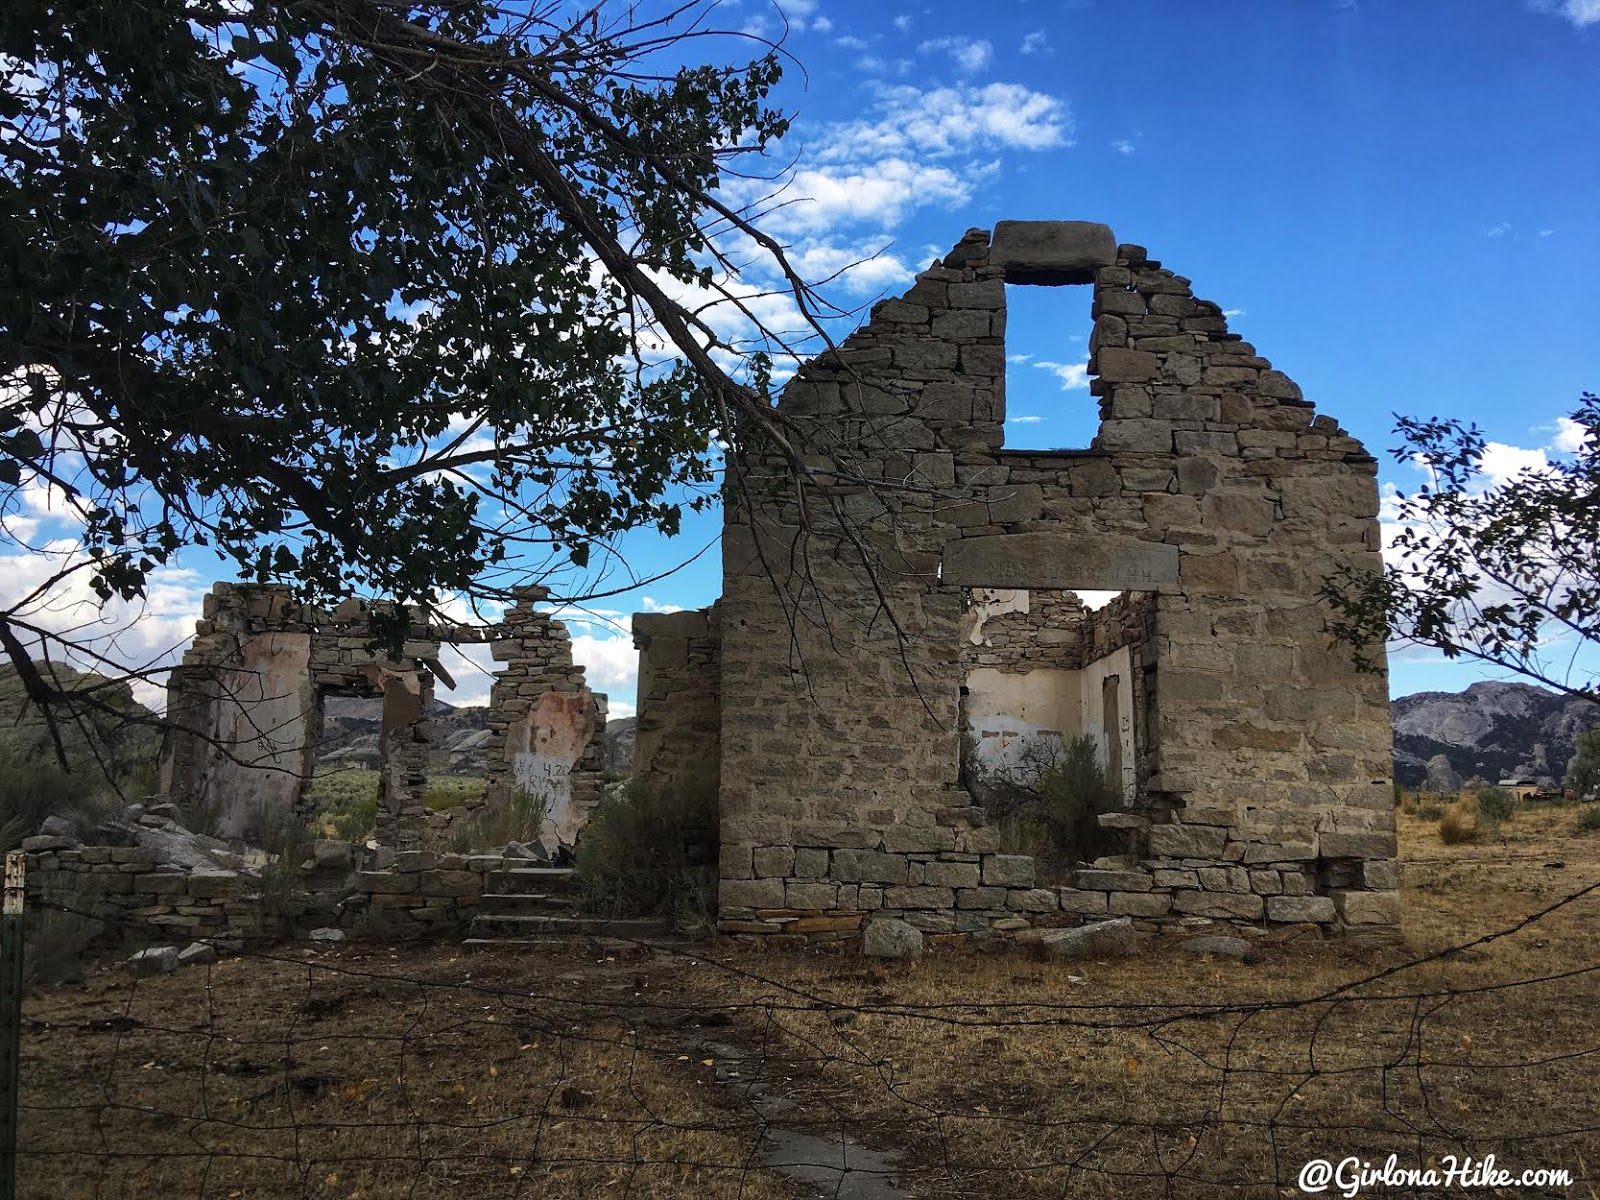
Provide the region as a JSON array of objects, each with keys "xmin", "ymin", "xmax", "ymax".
[
  {"xmin": 990, "ymin": 221, "xmax": 1117, "ymax": 285},
  {"xmin": 943, "ymin": 531, "xmax": 1179, "ymax": 592}
]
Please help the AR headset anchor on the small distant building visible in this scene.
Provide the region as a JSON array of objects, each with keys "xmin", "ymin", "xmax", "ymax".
[{"xmin": 1495, "ymin": 778, "xmax": 1541, "ymax": 800}]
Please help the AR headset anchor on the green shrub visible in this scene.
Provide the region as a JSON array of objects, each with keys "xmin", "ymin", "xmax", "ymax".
[
  {"xmin": 1568, "ymin": 730, "xmax": 1600, "ymax": 800},
  {"xmin": 1415, "ymin": 803, "xmax": 1444, "ymax": 821},
  {"xmin": 964, "ymin": 734, "xmax": 1117, "ymax": 876},
  {"xmin": 1577, "ymin": 806, "xmax": 1600, "ymax": 832},
  {"xmin": 447, "ymin": 788, "xmax": 547, "ymax": 854},
  {"xmin": 0, "ymin": 747, "xmax": 123, "ymax": 849},
  {"xmin": 425, "ymin": 775, "xmax": 486, "ymax": 811},
  {"xmin": 574, "ymin": 771, "xmax": 717, "ymax": 933},
  {"xmin": 1476, "ymin": 787, "xmax": 1516, "ymax": 823},
  {"xmin": 329, "ymin": 796, "xmax": 379, "ymax": 843}
]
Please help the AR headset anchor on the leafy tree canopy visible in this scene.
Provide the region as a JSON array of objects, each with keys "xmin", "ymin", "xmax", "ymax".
[
  {"xmin": 1324, "ymin": 393, "xmax": 1599, "ymax": 703},
  {"xmin": 1, "ymin": 0, "xmax": 821, "ymax": 665}
]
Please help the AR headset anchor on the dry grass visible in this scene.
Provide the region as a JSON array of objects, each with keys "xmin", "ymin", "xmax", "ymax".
[
  {"xmin": 670, "ymin": 803, "xmax": 1600, "ymax": 1197},
  {"xmin": 19, "ymin": 801, "xmax": 1600, "ymax": 1198},
  {"xmin": 18, "ymin": 946, "xmax": 797, "ymax": 1199}
]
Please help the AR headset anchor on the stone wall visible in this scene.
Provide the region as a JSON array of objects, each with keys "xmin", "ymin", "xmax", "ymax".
[
  {"xmin": 712, "ymin": 221, "xmax": 1396, "ymax": 942},
  {"xmin": 24, "ymin": 834, "xmax": 522, "ymax": 943},
  {"xmin": 160, "ymin": 582, "xmax": 606, "ymax": 852},
  {"xmin": 632, "ymin": 606, "xmax": 722, "ymax": 792},
  {"xmin": 482, "ymin": 586, "xmax": 608, "ymax": 850}
]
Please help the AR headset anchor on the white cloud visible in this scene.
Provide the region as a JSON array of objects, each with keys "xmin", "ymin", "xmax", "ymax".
[
  {"xmin": 1485, "ymin": 222, "xmax": 1511, "ymax": 237},
  {"xmin": 1033, "ymin": 360, "xmax": 1089, "ymax": 390},
  {"xmin": 811, "ymin": 15, "xmax": 833, "ymax": 32},
  {"xmin": 1222, "ymin": 308, "xmax": 1245, "ymax": 318},
  {"xmin": 1110, "ymin": 139, "xmax": 1135, "ymax": 156},
  {"xmin": 1552, "ymin": 416, "xmax": 1590, "ymax": 454},
  {"xmin": 1543, "ymin": 0, "xmax": 1600, "ymax": 25},
  {"xmin": 569, "ymin": 632, "xmax": 640, "ymax": 715},
  {"xmin": 893, "ymin": 14, "xmax": 913, "ymax": 31},
  {"xmin": 834, "ymin": 33, "xmax": 869, "ymax": 49},
  {"xmin": 818, "ymin": 82, "xmax": 1071, "ymax": 161},
  {"xmin": 1020, "ymin": 30, "xmax": 1050, "ymax": 54},
  {"xmin": 1539, "ymin": 228, "xmax": 1555, "ymax": 237},
  {"xmin": 1478, "ymin": 441, "xmax": 1548, "ymax": 486},
  {"xmin": 1007, "ymin": 415, "xmax": 1047, "ymax": 424},
  {"xmin": 749, "ymin": 158, "xmax": 972, "ymax": 236},
  {"xmin": 918, "ymin": 36, "xmax": 993, "ymax": 73},
  {"xmin": 0, "ymin": 543, "xmax": 211, "ymax": 712}
]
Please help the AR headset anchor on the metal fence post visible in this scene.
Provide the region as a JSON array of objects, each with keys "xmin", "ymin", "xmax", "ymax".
[{"xmin": 0, "ymin": 852, "xmax": 25, "ymax": 1200}]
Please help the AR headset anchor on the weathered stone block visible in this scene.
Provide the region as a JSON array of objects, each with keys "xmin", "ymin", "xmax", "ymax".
[
  {"xmin": 1147, "ymin": 824, "xmax": 1228, "ymax": 859},
  {"xmin": 1007, "ymin": 888, "xmax": 1058, "ymax": 912},
  {"xmin": 1319, "ymin": 832, "xmax": 1397, "ymax": 859},
  {"xmin": 1358, "ymin": 859, "xmax": 1400, "ymax": 890},
  {"xmin": 1056, "ymin": 887, "xmax": 1108, "ymax": 914},
  {"xmin": 922, "ymin": 861, "xmax": 981, "ymax": 889},
  {"xmin": 1197, "ymin": 867, "xmax": 1251, "ymax": 894},
  {"xmin": 944, "ymin": 532, "xmax": 1178, "ymax": 591},
  {"xmin": 957, "ymin": 886, "xmax": 1008, "ymax": 909},
  {"xmin": 1333, "ymin": 890, "xmax": 1401, "ymax": 925},
  {"xmin": 785, "ymin": 881, "xmax": 839, "ymax": 910},
  {"xmin": 1072, "ymin": 869, "xmax": 1152, "ymax": 892},
  {"xmin": 989, "ymin": 220, "xmax": 1116, "ymax": 284},
  {"xmin": 753, "ymin": 846, "xmax": 795, "ymax": 877},
  {"xmin": 863, "ymin": 917, "xmax": 924, "ymax": 959},
  {"xmin": 793, "ymin": 848, "xmax": 830, "ymax": 879},
  {"xmin": 1266, "ymin": 895, "xmax": 1336, "ymax": 923},
  {"xmin": 1171, "ymin": 890, "xmax": 1264, "ymax": 920},
  {"xmin": 1096, "ymin": 348, "xmax": 1161, "ymax": 383},
  {"xmin": 1037, "ymin": 917, "xmax": 1136, "ymax": 960},
  {"xmin": 981, "ymin": 855, "xmax": 1035, "ymax": 888},
  {"xmin": 884, "ymin": 886, "xmax": 956, "ymax": 909},
  {"xmin": 1109, "ymin": 891, "xmax": 1172, "ymax": 917},
  {"xmin": 831, "ymin": 849, "xmax": 910, "ymax": 885}
]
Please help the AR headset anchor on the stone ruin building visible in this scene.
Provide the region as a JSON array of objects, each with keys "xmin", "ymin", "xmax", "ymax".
[
  {"xmin": 146, "ymin": 219, "xmax": 1398, "ymax": 949},
  {"xmin": 632, "ymin": 221, "xmax": 1399, "ymax": 942},
  {"xmin": 160, "ymin": 582, "xmax": 607, "ymax": 852}
]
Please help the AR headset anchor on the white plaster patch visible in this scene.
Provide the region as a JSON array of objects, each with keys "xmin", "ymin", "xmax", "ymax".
[{"xmin": 963, "ymin": 587, "xmax": 1030, "ymax": 646}]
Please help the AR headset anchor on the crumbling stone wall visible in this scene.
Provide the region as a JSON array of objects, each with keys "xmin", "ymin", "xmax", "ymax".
[
  {"xmin": 713, "ymin": 221, "xmax": 1396, "ymax": 941},
  {"xmin": 160, "ymin": 582, "xmax": 607, "ymax": 852},
  {"xmin": 481, "ymin": 586, "xmax": 608, "ymax": 849},
  {"xmin": 632, "ymin": 606, "xmax": 722, "ymax": 793},
  {"xmin": 161, "ymin": 583, "xmax": 438, "ymax": 845}
]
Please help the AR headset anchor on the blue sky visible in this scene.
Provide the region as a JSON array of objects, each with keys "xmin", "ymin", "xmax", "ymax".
[{"xmin": 4, "ymin": 0, "xmax": 1597, "ymax": 715}]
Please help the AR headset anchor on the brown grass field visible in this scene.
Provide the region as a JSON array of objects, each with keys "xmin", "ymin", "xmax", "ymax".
[{"xmin": 18, "ymin": 797, "xmax": 1600, "ymax": 1199}]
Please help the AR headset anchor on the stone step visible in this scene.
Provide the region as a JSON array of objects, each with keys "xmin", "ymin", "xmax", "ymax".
[
  {"xmin": 483, "ymin": 867, "xmax": 579, "ymax": 896},
  {"xmin": 466, "ymin": 913, "xmax": 668, "ymax": 939},
  {"xmin": 478, "ymin": 892, "xmax": 576, "ymax": 913}
]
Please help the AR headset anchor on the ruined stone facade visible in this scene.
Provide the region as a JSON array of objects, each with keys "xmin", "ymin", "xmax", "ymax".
[
  {"xmin": 160, "ymin": 582, "xmax": 606, "ymax": 851},
  {"xmin": 631, "ymin": 606, "xmax": 722, "ymax": 793},
  {"xmin": 640, "ymin": 221, "xmax": 1397, "ymax": 941}
]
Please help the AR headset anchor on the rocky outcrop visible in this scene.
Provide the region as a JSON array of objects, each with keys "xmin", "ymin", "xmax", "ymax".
[
  {"xmin": 1423, "ymin": 754, "xmax": 1463, "ymax": 794},
  {"xmin": 1392, "ymin": 681, "xmax": 1599, "ymax": 788}
]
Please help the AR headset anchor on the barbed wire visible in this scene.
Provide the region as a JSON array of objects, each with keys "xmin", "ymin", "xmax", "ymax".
[{"xmin": 16, "ymin": 889, "xmax": 1600, "ymax": 1199}]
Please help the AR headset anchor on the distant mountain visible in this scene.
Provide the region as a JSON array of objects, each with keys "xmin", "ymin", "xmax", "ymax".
[
  {"xmin": 605, "ymin": 716, "xmax": 635, "ymax": 774},
  {"xmin": 0, "ymin": 662, "xmax": 162, "ymax": 779},
  {"xmin": 314, "ymin": 700, "xmax": 636, "ymax": 776},
  {"xmin": 1391, "ymin": 681, "xmax": 1599, "ymax": 789}
]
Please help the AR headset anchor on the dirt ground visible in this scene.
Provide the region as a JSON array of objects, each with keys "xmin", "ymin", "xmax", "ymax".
[{"xmin": 19, "ymin": 800, "xmax": 1600, "ymax": 1199}]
